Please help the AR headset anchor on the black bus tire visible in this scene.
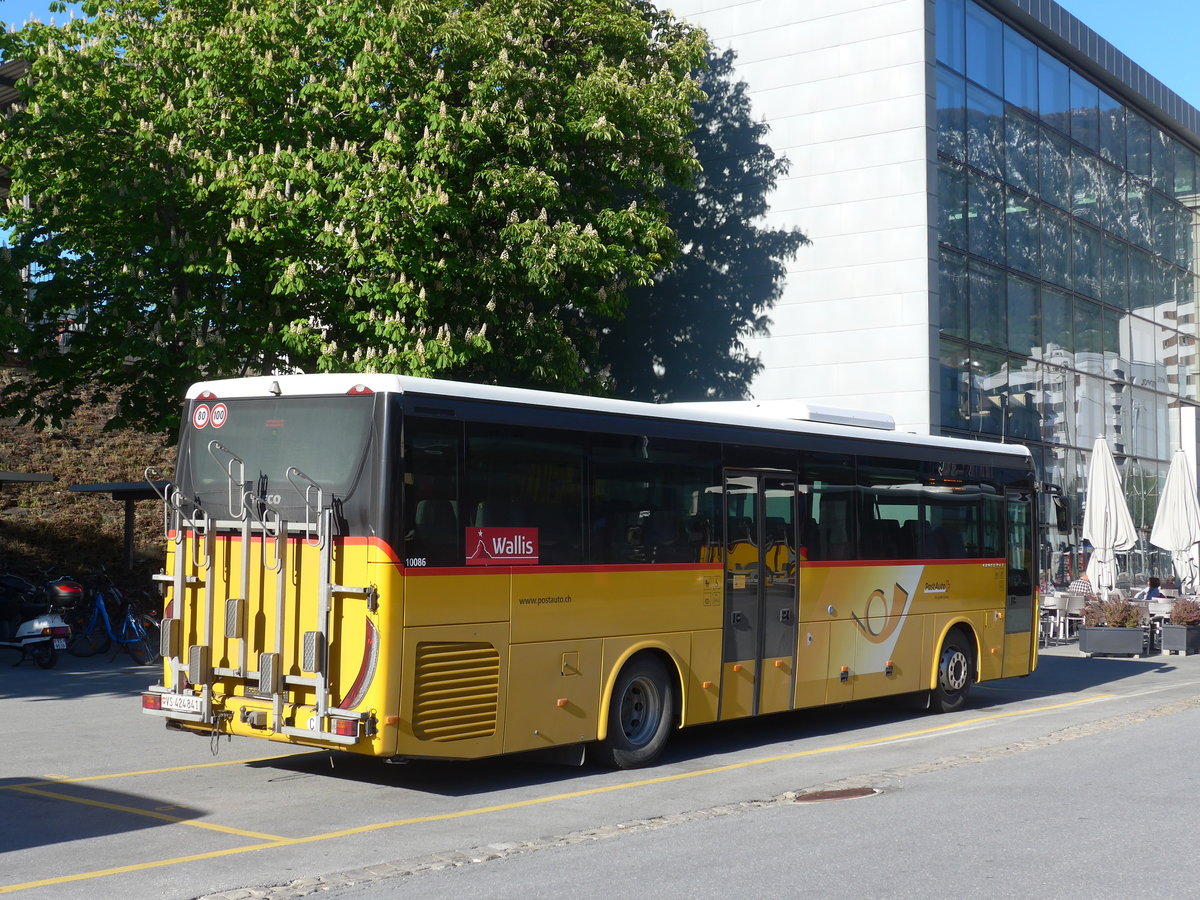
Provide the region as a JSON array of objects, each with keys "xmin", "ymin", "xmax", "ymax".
[
  {"xmin": 589, "ymin": 653, "xmax": 676, "ymax": 769},
  {"xmin": 930, "ymin": 628, "xmax": 974, "ymax": 713}
]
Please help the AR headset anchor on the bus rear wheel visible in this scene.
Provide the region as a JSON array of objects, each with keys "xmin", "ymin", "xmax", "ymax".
[
  {"xmin": 931, "ymin": 628, "xmax": 974, "ymax": 713},
  {"xmin": 589, "ymin": 654, "xmax": 676, "ymax": 769}
]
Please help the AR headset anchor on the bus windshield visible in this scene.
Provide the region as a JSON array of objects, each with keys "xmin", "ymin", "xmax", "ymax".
[{"xmin": 177, "ymin": 396, "xmax": 375, "ymax": 520}]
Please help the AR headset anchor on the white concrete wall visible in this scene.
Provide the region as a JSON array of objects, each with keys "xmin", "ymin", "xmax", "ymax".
[{"xmin": 669, "ymin": 0, "xmax": 938, "ymax": 433}]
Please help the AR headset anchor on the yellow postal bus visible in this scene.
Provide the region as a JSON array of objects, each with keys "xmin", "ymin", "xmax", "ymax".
[{"xmin": 143, "ymin": 374, "xmax": 1038, "ymax": 768}]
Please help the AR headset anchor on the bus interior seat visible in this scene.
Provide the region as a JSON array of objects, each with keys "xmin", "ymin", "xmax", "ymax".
[
  {"xmin": 800, "ymin": 517, "xmax": 820, "ymax": 560},
  {"xmin": 765, "ymin": 516, "xmax": 787, "ymax": 544},
  {"xmin": 415, "ymin": 499, "xmax": 458, "ymax": 566},
  {"xmin": 932, "ymin": 526, "xmax": 966, "ymax": 559}
]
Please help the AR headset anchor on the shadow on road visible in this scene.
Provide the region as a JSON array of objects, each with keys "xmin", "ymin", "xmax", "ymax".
[
  {"xmin": 0, "ymin": 776, "xmax": 203, "ymax": 855},
  {"xmin": 0, "ymin": 654, "xmax": 157, "ymax": 702}
]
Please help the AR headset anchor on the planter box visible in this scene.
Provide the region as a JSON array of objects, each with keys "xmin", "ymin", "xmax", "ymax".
[
  {"xmin": 1078, "ymin": 626, "xmax": 1146, "ymax": 657},
  {"xmin": 1161, "ymin": 624, "xmax": 1200, "ymax": 656}
]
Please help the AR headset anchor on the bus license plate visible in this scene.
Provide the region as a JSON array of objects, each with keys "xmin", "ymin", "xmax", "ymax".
[{"xmin": 161, "ymin": 693, "xmax": 203, "ymax": 714}]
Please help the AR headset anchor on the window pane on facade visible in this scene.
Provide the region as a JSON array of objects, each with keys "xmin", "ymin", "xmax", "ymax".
[
  {"xmin": 970, "ymin": 348, "xmax": 1007, "ymax": 435},
  {"xmin": 1130, "ymin": 388, "xmax": 1159, "ymax": 462},
  {"xmin": 1074, "ymin": 297, "xmax": 1103, "ymax": 357},
  {"xmin": 1176, "ymin": 206, "xmax": 1194, "ymax": 270},
  {"xmin": 1007, "ymin": 273, "xmax": 1040, "ymax": 355},
  {"xmin": 1126, "ymin": 109, "xmax": 1152, "ymax": 180},
  {"xmin": 1126, "ymin": 180, "xmax": 1152, "ymax": 249},
  {"xmin": 1038, "ymin": 50, "xmax": 1070, "ymax": 134},
  {"xmin": 1071, "ymin": 148, "xmax": 1100, "ymax": 224},
  {"xmin": 1155, "ymin": 260, "xmax": 1177, "ymax": 328},
  {"xmin": 937, "ymin": 67, "xmax": 967, "ymax": 162},
  {"xmin": 939, "ymin": 158, "xmax": 967, "ymax": 248},
  {"xmin": 1073, "ymin": 221, "xmax": 1101, "ymax": 299},
  {"xmin": 1005, "ymin": 189, "xmax": 1039, "ymax": 275},
  {"xmin": 1152, "ymin": 129, "xmax": 1175, "ymax": 195},
  {"xmin": 937, "ymin": 0, "xmax": 966, "ymax": 72},
  {"xmin": 1129, "ymin": 313, "xmax": 1156, "ymax": 367},
  {"xmin": 1152, "ymin": 191, "xmax": 1176, "ymax": 262},
  {"xmin": 1098, "ymin": 160, "xmax": 1127, "ymax": 239},
  {"xmin": 969, "ymin": 258, "xmax": 1006, "ymax": 347},
  {"xmin": 1039, "ymin": 127, "xmax": 1071, "ymax": 210},
  {"xmin": 939, "ymin": 339, "xmax": 971, "ymax": 430},
  {"xmin": 1041, "ymin": 205, "xmax": 1070, "ymax": 288},
  {"xmin": 968, "ymin": 172, "xmax": 1005, "ymax": 264},
  {"xmin": 1002, "ymin": 25, "xmax": 1037, "ymax": 113},
  {"xmin": 939, "ymin": 249, "xmax": 969, "ymax": 340},
  {"xmin": 966, "ymin": 83, "xmax": 1004, "ymax": 178},
  {"xmin": 1174, "ymin": 145, "xmax": 1195, "ymax": 198},
  {"xmin": 1129, "ymin": 249, "xmax": 1156, "ymax": 315},
  {"xmin": 1076, "ymin": 373, "xmax": 1105, "ymax": 445},
  {"xmin": 1103, "ymin": 236, "xmax": 1129, "ymax": 309},
  {"xmin": 1102, "ymin": 304, "xmax": 1123, "ymax": 357},
  {"xmin": 1004, "ymin": 106, "xmax": 1039, "ymax": 193},
  {"xmin": 1043, "ymin": 287, "xmax": 1074, "ymax": 354},
  {"xmin": 1178, "ymin": 272, "xmax": 1196, "ymax": 333},
  {"xmin": 1069, "ymin": 70, "xmax": 1099, "ymax": 151},
  {"xmin": 1008, "ymin": 358, "xmax": 1042, "ymax": 441},
  {"xmin": 965, "ymin": 1, "xmax": 1004, "ymax": 95},
  {"xmin": 1098, "ymin": 90, "xmax": 1125, "ymax": 167},
  {"xmin": 1043, "ymin": 363, "xmax": 1074, "ymax": 445}
]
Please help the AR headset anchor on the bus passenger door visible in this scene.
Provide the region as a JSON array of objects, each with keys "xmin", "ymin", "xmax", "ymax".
[
  {"xmin": 1003, "ymin": 487, "xmax": 1036, "ymax": 677},
  {"xmin": 721, "ymin": 471, "xmax": 798, "ymax": 719}
]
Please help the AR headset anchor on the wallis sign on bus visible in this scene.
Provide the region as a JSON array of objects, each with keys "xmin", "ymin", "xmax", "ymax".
[{"xmin": 465, "ymin": 528, "xmax": 540, "ymax": 566}]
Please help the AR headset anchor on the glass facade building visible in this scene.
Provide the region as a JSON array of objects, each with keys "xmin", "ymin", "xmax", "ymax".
[
  {"xmin": 935, "ymin": 0, "xmax": 1199, "ymax": 580},
  {"xmin": 670, "ymin": 0, "xmax": 1200, "ymax": 587}
]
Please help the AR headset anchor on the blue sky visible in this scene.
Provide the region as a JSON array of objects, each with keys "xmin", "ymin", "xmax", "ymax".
[{"xmin": 1, "ymin": 0, "xmax": 1198, "ymax": 109}]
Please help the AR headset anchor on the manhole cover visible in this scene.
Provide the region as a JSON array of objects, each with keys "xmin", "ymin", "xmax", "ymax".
[{"xmin": 793, "ymin": 787, "xmax": 880, "ymax": 803}]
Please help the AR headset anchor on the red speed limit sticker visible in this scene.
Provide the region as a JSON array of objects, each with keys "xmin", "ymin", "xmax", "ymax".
[
  {"xmin": 211, "ymin": 403, "xmax": 228, "ymax": 428},
  {"xmin": 192, "ymin": 404, "xmax": 210, "ymax": 429}
]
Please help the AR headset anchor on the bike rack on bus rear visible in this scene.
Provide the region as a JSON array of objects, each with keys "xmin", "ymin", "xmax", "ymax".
[{"xmin": 144, "ymin": 453, "xmax": 377, "ymax": 745}]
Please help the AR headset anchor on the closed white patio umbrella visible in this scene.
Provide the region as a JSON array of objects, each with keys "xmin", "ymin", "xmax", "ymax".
[
  {"xmin": 1082, "ymin": 436, "xmax": 1137, "ymax": 596},
  {"xmin": 1150, "ymin": 449, "xmax": 1200, "ymax": 594}
]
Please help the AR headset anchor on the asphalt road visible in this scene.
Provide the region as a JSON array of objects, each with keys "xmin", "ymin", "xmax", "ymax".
[{"xmin": 3, "ymin": 639, "xmax": 1200, "ymax": 899}]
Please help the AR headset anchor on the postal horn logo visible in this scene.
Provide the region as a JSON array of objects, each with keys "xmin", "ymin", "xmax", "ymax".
[{"xmin": 852, "ymin": 583, "xmax": 909, "ymax": 643}]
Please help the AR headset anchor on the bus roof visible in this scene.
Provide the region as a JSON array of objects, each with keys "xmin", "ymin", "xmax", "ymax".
[{"xmin": 185, "ymin": 373, "xmax": 1033, "ymax": 462}]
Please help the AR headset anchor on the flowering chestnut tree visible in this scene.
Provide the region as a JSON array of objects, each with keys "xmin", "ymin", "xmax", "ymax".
[{"xmin": 0, "ymin": 0, "xmax": 707, "ymax": 431}]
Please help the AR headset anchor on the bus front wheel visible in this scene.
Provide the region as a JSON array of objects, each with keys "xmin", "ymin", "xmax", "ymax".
[
  {"xmin": 590, "ymin": 654, "xmax": 676, "ymax": 769},
  {"xmin": 931, "ymin": 629, "xmax": 974, "ymax": 713}
]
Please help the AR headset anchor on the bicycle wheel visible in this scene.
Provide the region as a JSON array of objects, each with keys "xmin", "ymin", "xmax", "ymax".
[
  {"xmin": 69, "ymin": 617, "xmax": 111, "ymax": 657},
  {"xmin": 128, "ymin": 614, "xmax": 161, "ymax": 666}
]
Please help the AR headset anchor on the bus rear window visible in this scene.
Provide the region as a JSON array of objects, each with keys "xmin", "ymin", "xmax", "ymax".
[{"xmin": 178, "ymin": 396, "xmax": 374, "ymax": 519}]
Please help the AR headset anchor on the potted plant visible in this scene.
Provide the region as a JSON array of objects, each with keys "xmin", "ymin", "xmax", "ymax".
[
  {"xmin": 1161, "ymin": 597, "xmax": 1200, "ymax": 656},
  {"xmin": 1078, "ymin": 594, "xmax": 1147, "ymax": 657}
]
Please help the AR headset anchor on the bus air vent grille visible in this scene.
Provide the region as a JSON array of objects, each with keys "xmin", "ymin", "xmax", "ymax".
[{"xmin": 412, "ymin": 641, "xmax": 500, "ymax": 741}]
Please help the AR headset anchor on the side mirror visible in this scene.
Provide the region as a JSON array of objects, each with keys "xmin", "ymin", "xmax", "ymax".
[{"xmin": 1053, "ymin": 496, "xmax": 1071, "ymax": 533}]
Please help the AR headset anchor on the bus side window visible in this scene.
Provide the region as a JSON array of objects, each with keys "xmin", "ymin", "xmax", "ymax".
[{"xmin": 403, "ymin": 417, "xmax": 463, "ymax": 567}]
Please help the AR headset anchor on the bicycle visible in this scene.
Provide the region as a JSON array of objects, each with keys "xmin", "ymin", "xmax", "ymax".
[{"xmin": 66, "ymin": 573, "xmax": 162, "ymax": 666}]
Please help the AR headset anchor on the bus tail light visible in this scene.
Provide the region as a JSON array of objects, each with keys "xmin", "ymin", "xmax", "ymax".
[
  {"xmin": 346, "ymin": 384, "xmax": 373, "ymax": 395},
  {"xmin": 143, "ymin": 693, "xmax": 162, "ymax": 711},
  {"xmin": 332, "ymin": 717, "xmax": 359, "ymax": 737}
]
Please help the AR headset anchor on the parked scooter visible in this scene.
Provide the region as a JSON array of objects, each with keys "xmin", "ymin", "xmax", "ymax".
[{"xmin": 0, "ymin": 573, "xmax": 73, "ymax": 669}]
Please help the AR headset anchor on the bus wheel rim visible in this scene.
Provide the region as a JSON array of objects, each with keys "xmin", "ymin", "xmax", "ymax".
[
  {"xmin": 619, "ymin": 676, "xmax": 661, "ymax": 747},
  {"xmin": 941, "ymin": 647, "xmax": 968, "ymax": 692}
]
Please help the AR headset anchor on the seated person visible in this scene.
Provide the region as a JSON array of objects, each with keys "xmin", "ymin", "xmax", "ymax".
[
  {"xmin": 1067, "ymin": 573, "xmax": 1095, "ymax": 600},
  {"xmin": 1141, "ymin": 576, "xmax": 1163, "ymax": 601}
]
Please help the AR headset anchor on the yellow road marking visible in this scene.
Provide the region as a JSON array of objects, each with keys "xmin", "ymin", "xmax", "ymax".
[
  {"xmin": 0, "ymin": 694, "xmax": 1113, "ymax": 894},
  {"xmin": 1, "ymin": 753, "xmax": 303, "ymax": 791},
  {"xmin": 12, "ymin": 787, "xmax": 288, "ymax": 841}
]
